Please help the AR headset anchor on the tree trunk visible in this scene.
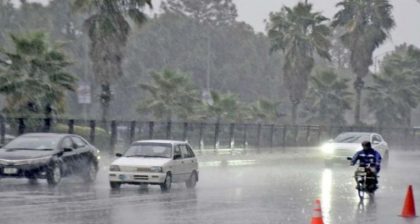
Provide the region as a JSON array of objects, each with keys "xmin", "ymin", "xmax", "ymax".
[{"xmin": 353, "ymin": 77, "xmax": 364, "ymax": 125}]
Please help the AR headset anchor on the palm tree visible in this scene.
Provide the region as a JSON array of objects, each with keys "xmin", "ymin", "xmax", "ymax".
[
  {"xmin": 302, "ymin": 69, "xmax": 352, "ymax": 125},
  {"xmin": 267, "ymin": 1, "xmax": 331, "ymax": 124},
  {"xmin": 73, "ymin": 0, "xmax": 152, "ymax": 123},
  {"xmin": 332, "ymin": 0, "xmax": 395, "ymax": 124},
  {"xmin": 0, "ymin": 32, "xmax": 76, "ymax": 117},
  {"xmin": 206, "ymin": 91, "xmax": 241, "ymax": 123},
  {"xmin": 138, "ymin": 69, "xmax": 200, "ymax": 121},
  {"xmin": 366, "ymin": 45, "xmax": 420, "ymax": 127},
  {"xmin": 246, "ymin": 99, "xmax": 281, "ymax": 123}
]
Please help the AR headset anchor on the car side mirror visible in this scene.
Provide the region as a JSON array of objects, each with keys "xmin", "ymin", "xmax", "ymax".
[
  {"xmin": 174, "ymin": 154, "xmax": 182, "ymax": 160},
  {"xmin": 72, "ymin": 143, "xmax": 79, "ymax": 149},
  {"xmin": 63, "ymin": 147, "xmax": 73, "ymax": 152},
  {"xmin": 115, "ymin": 153, "xmax": 123, "ymax": 157}
]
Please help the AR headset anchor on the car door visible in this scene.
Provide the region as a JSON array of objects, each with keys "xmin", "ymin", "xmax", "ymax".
[
  {"xmin": 71, "ymin": 136, "xmax": 91, "ymax": 171},
  {"xmin": 179, "ymin": 144, "xmax": 194, "ymax": 181},
  {"xmin": 171, "ymin": 144, "xmax": 184, "ymax": 183},
  {"xmin": 59, "ymin": 137, "xmax": 78, "ymax": 175}
]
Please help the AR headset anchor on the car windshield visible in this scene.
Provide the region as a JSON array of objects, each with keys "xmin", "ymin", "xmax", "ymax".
[
  {"xmin": 334, "ymin": 133, "xmax": 370, "ymax": 143},
  {"xmin": 3, "ymin": 136, "xmax": 61, "ymax": 150},
  {"xmin": 124, "ymin": 143, "xmax": 172, "ymax": 158}
]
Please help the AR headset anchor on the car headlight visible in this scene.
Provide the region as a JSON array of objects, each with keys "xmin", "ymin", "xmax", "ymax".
[
  {"xmin": 109, "ymin": 165, "xmax": 120, "ymax": 171},
  {"xmin": 149, "ymin": 166, "xmax": 163, "ymax": 173},
  {"xmin": 321, "ymin": 143, "xmax": 335, "ymax": 154}
]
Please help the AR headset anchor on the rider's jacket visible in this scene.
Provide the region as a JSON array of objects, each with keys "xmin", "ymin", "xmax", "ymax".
[{"xmin": 351, "ymin": 148, "xmax": 382, "ymax": 173}]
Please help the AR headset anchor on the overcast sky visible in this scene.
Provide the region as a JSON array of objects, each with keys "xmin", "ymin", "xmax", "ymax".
[{"xmin": 13, "ymin": 0, "xmax": 420, "ymax": 57}]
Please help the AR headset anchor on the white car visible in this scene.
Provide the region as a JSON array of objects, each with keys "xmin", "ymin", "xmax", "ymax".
[
  {"xmin": 109, "ymin": 140, "xmax": 199, "ymax": 192},
  {"xmin": 321, "ymin": 132, "xmax": 390, "ymax": 166}
]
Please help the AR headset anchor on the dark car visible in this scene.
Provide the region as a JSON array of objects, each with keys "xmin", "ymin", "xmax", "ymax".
[{"xmin": 0, "ymin": 133, "xmax": 100, "ymax": 186}]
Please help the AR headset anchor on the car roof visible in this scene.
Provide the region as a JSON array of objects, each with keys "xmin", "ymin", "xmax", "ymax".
[
  {"xmin": 132, "ymin": 140, "xmax": 187, "ymax": 145},
  {"xmin": 338, "ymin": 132, "xmax": 379, "ymax": 135},
  {"xmin": 20, "ymin": 133, "xmax": 73, "ymax": 138}
]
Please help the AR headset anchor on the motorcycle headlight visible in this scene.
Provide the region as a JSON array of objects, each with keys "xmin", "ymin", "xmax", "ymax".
[
  {"xmin": 321, "ymin": 143, "xmax": 335, "ymax": 154},
  {"xmin": 109, "ymin": 165, "xmax": 120, "ymax": 171},
  {"xmin": 149, "ymin": 166, "xmax": 163, "ymax": 173}
]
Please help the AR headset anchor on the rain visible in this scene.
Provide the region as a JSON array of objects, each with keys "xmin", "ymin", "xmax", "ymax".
[{"xmin": 0, "ymin": 0, "xmax": 420, "ymax": 223}]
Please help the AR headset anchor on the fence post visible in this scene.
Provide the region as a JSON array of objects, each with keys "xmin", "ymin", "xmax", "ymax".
[
  {"xmin": 17, "ymin": 118, "xmax": 25, "ymax": 135},
  {"xmin": 166, "ymin": 121, "xmax": 172, "ymax": 139},
  {"xmin": 305, "ymin": 126, "xmax": 311, "ymax": 146},
  {"xmin": 257, "ymin": 123, "xmax": 262, "ymax": 153},
  {"xmin": 68, "ymin": 119, "xmax": 74, "ymax": 134},
  {"xmin": 129, "ymin": 121, "xmax": 136, "ymax": 144},
  {"xmin": 199, "ymin": 122, "xmax": 204, "ymax": 151},
  {"xmin": 148, "ymin": 121, "xmax": 154, "ymax": 139},
  {"xmin": 42, "ymin": 116, "xmax": 51, "ymax": 132},
  {"xmin": 282, "ymin": 125, "xmax": 287, "ymax": 148},
  {"xmin": 89, "ymin": 120, "xmax": 96, "ymax": 144},
  {"xmin": 229, "ymin": 123, "xmax": 235, "ymax": 150},
  {"xmin": 243, "ymin": 124, "xmax": 248, "ymax": 151},
  {"xmin": 110, "ymin": 120, "xmax": 117, "ymax": 155},
  {"xmin": 183, "ymin": 122, "xmax": 188, "ymax": 142},
  {"xmin": 214, "ymin": 122, "xmax": 220, "ymax": 152},
  {"xmin": 317, "ymin": 126, "xmax": 322, "ymax": 145},
  {"xmin": 270, "ymin": 124, "xmax": 274, "ymax": 150},
  {"xmin": 0, "ymin": 115, "xmax": 5, "ymax": 145}
]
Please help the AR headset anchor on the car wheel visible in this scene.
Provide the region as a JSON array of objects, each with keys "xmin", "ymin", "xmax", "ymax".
[
  {"xmin": 82, "ymin": 161, "xmax": 98, "ymax": 183},
  {"xmin": 185, "ymin": 171, "xmax": 197, "ymax": 189},
  {"xmin": 110, "ymin": 182, "xmax": 121, "ymax": 189},
  {"xmin": 46, "ymin": 162, "xmax": 62, "ymax": 186},
  {"xmin": 160, "ymin": 173, "xmax": 172, "ymax": 192}
]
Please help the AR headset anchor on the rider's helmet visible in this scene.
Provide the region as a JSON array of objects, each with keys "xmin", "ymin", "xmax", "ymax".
[{"xmin": 362, "ymin": 141, "xmax": 372, "ymax": 150}]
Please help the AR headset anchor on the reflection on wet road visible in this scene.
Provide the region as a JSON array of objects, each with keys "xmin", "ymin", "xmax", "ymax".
[{"xmin": 0, "ymin": 151, "xmax": 419, "ymax": 224}]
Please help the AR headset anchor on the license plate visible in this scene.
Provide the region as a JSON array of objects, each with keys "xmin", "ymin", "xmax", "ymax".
[
  {"xmin": 119, "ymin": 174, "xmax": 127, "ymax": 181},
  {"xmin": 3, "ymin": 168, "xmax": 18, "ymax": 174}
]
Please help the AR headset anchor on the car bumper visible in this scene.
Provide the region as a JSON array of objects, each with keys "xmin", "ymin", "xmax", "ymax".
[
  {"xmin": 109, "ymin": 171, "xmax": 167, "ymax": 184},
  {"xmin": 0, "ymin": 164, "xmax": 49, "ymax": 178}
]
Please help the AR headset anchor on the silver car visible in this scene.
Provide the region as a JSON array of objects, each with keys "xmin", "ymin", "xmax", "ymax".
[{"xmin": 321, "ymin": 132, "xmax": 390, "ymax": 166}]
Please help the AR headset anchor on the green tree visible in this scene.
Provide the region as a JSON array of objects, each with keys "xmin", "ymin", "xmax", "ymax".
[
  {"xmin": 162, "ymin": 0, "xmax": 238, "ymax": 26},
  {"xmin": 73, "ymin": 0, "xmax": 152, "ymax": 122},
  {"xmin": 366, "ymin": 45, "xmax": 420, "ymax": 127},
  {"xmin": 138, "ymin": 69, "xmax": 200, "ymax": 121},
  {"xmin": 0, "ymin": 32, "xmax": 76, "ymax": 117},
  {"xmin": 332, "ymin": 0, "xmax": 395, "ymax": 124},
  {"xmin": 302, "ymin": 69, "xmax": 353, "ymax": 125},
  {"xmin": 246, "ymin": 99, "xmax": 281, "ymax": 123},
  {"xmin": 205, "ymin": 91, "xmax": 241, "ymax": 122},
  {"xmin": 267, "ymin": 2, "xmax": 331, "ymax": 124}
]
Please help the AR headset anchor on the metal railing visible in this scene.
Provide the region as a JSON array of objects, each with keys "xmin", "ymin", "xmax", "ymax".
[{"xmin": 0, "ymin": 115, "xmax": 418, "ymax": 153}]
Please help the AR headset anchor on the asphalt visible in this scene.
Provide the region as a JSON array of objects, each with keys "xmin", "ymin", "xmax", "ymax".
[{"xmin": 0, "ymin": 149, "xmax": 419, "ymax": 224}]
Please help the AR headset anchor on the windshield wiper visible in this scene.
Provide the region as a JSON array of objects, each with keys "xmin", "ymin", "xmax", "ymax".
[{"xmin": 126, "ymin": 155, "xmax": 145, "ymax": 157}]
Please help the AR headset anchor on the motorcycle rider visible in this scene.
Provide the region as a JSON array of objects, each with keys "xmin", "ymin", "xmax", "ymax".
[{"xmin": 351, "ymin": 141, "xmax": 382, "ymax": 191}]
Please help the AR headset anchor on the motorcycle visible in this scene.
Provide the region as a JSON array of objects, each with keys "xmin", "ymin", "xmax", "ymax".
[{"xmin": 347, "ymin": 157, "xmax": 379, "ymax": 200}]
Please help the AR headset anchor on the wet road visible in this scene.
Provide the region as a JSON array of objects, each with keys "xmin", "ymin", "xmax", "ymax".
[{"xmin": 0, "ymin": 150, "xmax": 419, "ymax": 224}]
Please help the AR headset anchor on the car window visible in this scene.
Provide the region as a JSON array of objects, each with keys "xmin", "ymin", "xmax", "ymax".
[
  {"xmin": 174, "ymin": 146, "xmax": 182, "ymax": 159},
  {"xmin": 71, "ymin": 137, "xmax": 87, "ymax": 148},
  {"xmin": 334, "ymin": 133, "xmax": 370, "ymax": 143},
  {"xmin": 61, "ymin": 137, "xmax": 73, "ymax": 149},
  {"xmin": 372, "ymin": 135, "xmax": 382, "ymax": 143},
  {"xmin": 179, "ymin": 144, "xmax": 193, "ymax": 158},
  {"xmin": 186, "ymin": 145, "xmax": 195, "ymax": 158}
]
